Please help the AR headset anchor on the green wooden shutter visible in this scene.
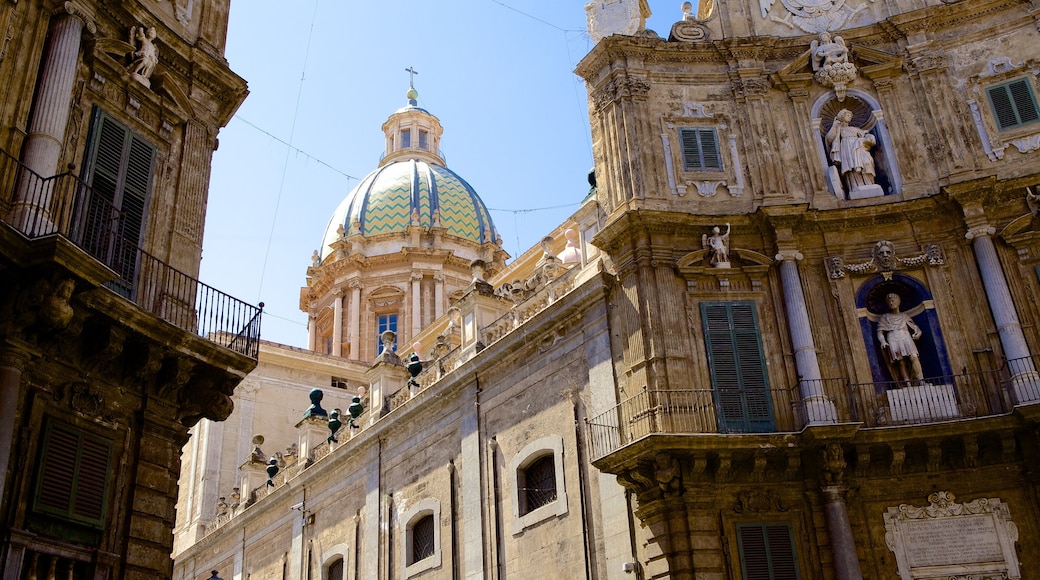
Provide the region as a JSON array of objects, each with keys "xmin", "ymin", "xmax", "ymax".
[
  {"xmin": 33, "ymin": 421, "xmax": 114, "ymax": 529},
  {"xmin": 737, "ymin": 523, "xmax": 799, "ymax": 580},
  {"xmin": 679, "ymin": 128, "xmax": 722, "ymax": 171},
  {"xmin": 701, "ymin": 302, "xmax": 774, "ymax": 432},
  {"xmin": 987, "ymin": 78, "xmax": 1040, "ymax": 130},
  {"xmin": 81, "ymin": 108, "xmax": 156, "ymax": 295}
]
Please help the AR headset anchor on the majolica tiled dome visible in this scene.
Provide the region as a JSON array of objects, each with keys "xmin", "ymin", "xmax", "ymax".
[
  {"xmin": 320, "ymin": 159, "xmax": 499, "ymax": 258},
  {"xmin": 319, "ymin": 86, "xmax": 500, "ymax": 259}
]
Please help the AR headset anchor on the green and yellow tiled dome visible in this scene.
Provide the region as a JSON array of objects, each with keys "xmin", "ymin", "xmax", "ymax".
[{"xmin": 321, "ymin": 159, "xmax": 498, "ymax": 258}]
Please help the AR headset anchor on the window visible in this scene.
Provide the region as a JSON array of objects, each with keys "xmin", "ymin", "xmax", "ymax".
[
  {"xmin": 80, "ymin": 108, "xmax": 156, "ymax": 297},
  {"xmin": 509, "ymin": 435, "xmax": 568, "ymax": 534},
  {"xmin": 701, "ymin": 302, "xmax": 775, "ymax": 433},
  {"xmin": 418, "ymin": 129, "xmax": 428, "ymax": 150},
  {"xmin": 32, "ymin": 420, "xmax": 113, "ymax": 530},
  {"xmin": 376, "ymin": 313, "xmax": 398, "ymax": 354},
  {"xmin": 401, "ymin": 128, "xmax": 411, "ymax": 148},
  {"xmin": 736, "ymin": 523, "xmax": 800, "ymax": 580},
  {"xmin": 410, "ymin": 514, "xmax": 434, "ymax": 563},
  {"xmin": 987, "ymin": 78, "xmax": 1040, "ymax": 130},
  {"xmin": 679, "ymin": 127, "xmax": 722, "ymax": 171},
  {"xmin": 326, "ymin": 557, "xmax": 344, "ymax": 580},
  {"xmin": 519, "ymin": 454, "xmax": 557, "ymax": 516},
  {"xmin": 401, "ymin": 498, "xmax": 441, "ymax": 576}
]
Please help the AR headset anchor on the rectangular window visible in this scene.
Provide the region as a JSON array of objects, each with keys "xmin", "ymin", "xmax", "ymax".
[
  {"xmin": 401, "ymin": 129, "xmax": 412, "ymax": 148},
  {"xmin": 701, "ymin": 302, "xmax": 775, "ymax": 433},
  {"xmin": 736, "ymin": 523, "xmax": 800, "ymax": 580},
  {"xmin": 377, "ymin": 313, "xmax": 398, "ymax": 354},
  {"xmin": 987, "ymin": 78, "xmax": 1040, "ymax": 130},
  {"xmin": 418, "ymin": 130, "xmax": 428, "ymax": 150},
  {"xmin": 32, "ymin": 420, "xmax": 114, "ymax": 530},
  {"xmin": 80, "ymin": 108, "xmax": 157, "ymax": 298},
  {"xmin": 679, "ymin": 127, "xmax": 722, "ymax": 171}
]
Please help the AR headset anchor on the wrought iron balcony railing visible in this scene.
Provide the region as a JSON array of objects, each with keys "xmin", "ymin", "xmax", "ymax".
[
  {"xmin": 587, "ymin": 363, "xmax": 1040, "ymax": 461},
  {"xmin": 0, "ymin": 149, "xmax": 262, "ymax": 359}
]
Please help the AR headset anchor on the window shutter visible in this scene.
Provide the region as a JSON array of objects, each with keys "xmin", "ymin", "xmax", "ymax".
[
  {"xmin": 737, "ymin": 523, "xmax": 799, "ymax": 580},
  {"xmin": 680, "ymin": 128, "xmax": 723, "ymax": 171},
  {"xmin": 988, "ymin": 79, "xmax": 1040, "ymax": 130},
  {"xmin": 1009, "ymin": 79, "xmax": 1040, "ymax": 125},
  {"xmin": 701, "ymin": 302, "xmax": 774, "ymax": 432},
  {"xmin": 34, "ymin": 421, "xmax": 113, "ymax": 529}
]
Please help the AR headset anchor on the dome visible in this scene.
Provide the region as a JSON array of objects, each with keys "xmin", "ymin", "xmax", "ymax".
[{"xmin": 320, "ymin": 159, "xmax": 499, "ymax": 258}]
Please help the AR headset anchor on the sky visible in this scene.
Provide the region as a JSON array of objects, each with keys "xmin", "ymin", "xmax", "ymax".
[{"xmin": 200, "ymin": 1, "xmax": 677, "ymax": 347}]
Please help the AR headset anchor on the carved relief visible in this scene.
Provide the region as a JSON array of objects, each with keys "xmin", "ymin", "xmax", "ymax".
[
  {"xmin": 826, "ymin": 241, "xmax": 945, "ymax": 279},
  {"xmin": 819, "ymin": 443, "xmax": 846, "ymax": 484},
  {"xmin": 734, "ymin": 489, "xmax": 788, "ymax": 513},
  {"xmin": 759, "ymin": 0, "xmax": 870, "ymax": 33}
]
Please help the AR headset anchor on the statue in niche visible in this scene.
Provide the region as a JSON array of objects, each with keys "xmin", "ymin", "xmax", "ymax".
[
  {"xmin": 876, "ymin": 292, "xmax": 925, "ymax": 387},
  {"xmin": 702, "ymin": 223, "xmax": 731, "ymax": 267},
  {"xmin": 128, "ymin": 26, "xmax": 159, "ymax": 86},
  {"xmin": 810, "ymin": 33, "xmax": 857, "ymax": 101},
  {"xmin": 826, "ymin": 109, "xmax": 882, "ymax": 199}
]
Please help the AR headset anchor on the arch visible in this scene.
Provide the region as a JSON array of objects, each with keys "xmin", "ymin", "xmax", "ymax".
[
  {"xmin": 855, "ymin": 273, "xmax": 952, "ymax": 387},
  {"xmin": 507, "ymin": 434, "xmax": 568, "ymax": 534},
  {"xmin": 320, "ymin": 544, "xmax": 350, "ymax": 580},
  {"xmin": 812, "ymin": 89, "xmax": 902, "ymax": 198}
]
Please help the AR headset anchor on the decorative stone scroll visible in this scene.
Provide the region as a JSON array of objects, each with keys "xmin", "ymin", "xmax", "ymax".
[
  {"xmin": 883, "ymin": 491, "xmax": 1021, "ymax": 579},
  {"xmin": 826, "ymin": 240, "xmax": 945, "ymax": 279}
]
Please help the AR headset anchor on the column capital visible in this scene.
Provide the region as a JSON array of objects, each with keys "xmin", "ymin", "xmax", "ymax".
[
  {"xmin": 965, "ymin": 226, "xmax": 996, "ymax": 240},
  {"xmin": 61, "ymin": 1, "xmax": 97, "ymax": 34},
  {"xmin": 410, "ymin": 272, "xmax": 424, "ymax": 282},
  {"xmin": 775, "ymin": 249, "xmax": 803, "ymax": 262},
  {"xmin": 0, "ymin": 346, "xmax": 31, "ymax": 370},
  {"xmin": 348, "ymin": 279, "xmax": 362, "ymax": 290}
]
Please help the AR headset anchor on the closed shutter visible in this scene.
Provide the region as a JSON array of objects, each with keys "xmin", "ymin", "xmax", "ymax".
[
  {"xmin": 987, "ymin": 78, "xmax": 1040, "ymax": 130},
  {"xmin": 33, "ymin": 421, "xmax": 113, "ymax": 529},
  {"xmin": 81, "ymin": 108, "xmax": 156, "ymax": 296},
  {"xmin": 702, "ymin": 302, "xmax": 774, "ymax": 432},
  {"xmin": 679, "ymin": 128, "xmax": 723, "ymax": 171},
  {"xmin": 737, "ymin": 523, "xmax": 799, "ymax": 580}
]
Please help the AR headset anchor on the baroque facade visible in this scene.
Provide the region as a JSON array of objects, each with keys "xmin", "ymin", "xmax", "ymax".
[
  {"xmin": 176, "ymin": 0, "xmax": 1039, "ymax": 578},
  {"xmin": 0, "ymin": 0, "xmax": 260, "ymax": 578}
]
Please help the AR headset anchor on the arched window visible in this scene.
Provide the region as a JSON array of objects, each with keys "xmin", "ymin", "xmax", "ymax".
[
  {"xmin": 326, "ymin": 557, "xmax": 344, "ymax": 580},
  {"xmin": 508, "ymin": 435, "xmax": 568, "ymax": 534},
  {"xmin": 401, "ymin": 498, "xmax": 441, "ymax": 576},
  {"xmin": 410, "ymin": 514, "xmax": 435, "ymax": 563}
]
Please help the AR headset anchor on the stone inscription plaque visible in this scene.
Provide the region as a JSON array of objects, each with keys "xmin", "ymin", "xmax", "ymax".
[
  {"xmin": 883, "ymin": 491, "xmax": 1020, "ymax": 579},
  {"xmin": 902, "ymin": 516, "xmax": 1002, "ymax": 567}
]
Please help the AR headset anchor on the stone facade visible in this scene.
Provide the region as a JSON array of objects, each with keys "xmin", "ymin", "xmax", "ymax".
[
  {"xmin": 175, "ymin": 0, "xmax": 1040, "ymax": 579},
  {"xmin": 0, "ymin": 0, "xmax": 256, "ymax": 578}
]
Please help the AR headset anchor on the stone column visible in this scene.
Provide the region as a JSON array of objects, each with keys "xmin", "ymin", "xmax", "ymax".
[
  {"xmin": 967, "ymin": 226, "xmax": 1039, "ymax": 402},
  {"xmin": 410, "ymin": 272, "xmax": 423, "ymax": 341},
  {"xmin": 307, "ymin": 312, "xmax": 317, "ymax": 352},
  {"xmin": 434, "ymin": 273, "xmax": 444, "ymax": 320},
  {"xmin": 349, "ymin": 281, "xmax": 362, "ymax": 360},
  {"xmin": 822, "ymin": 486, "xmax": 863, "ymax": 579},
  {"xmin": 332, "ymin": 292, "xmax": 343, "ymax": 357},
  {"xmin": 13, "ymin": 7, "xmax": 91, "ymax": 232},
  {"xmin": 776, "ymin": 250, "xmax": 837, "ymax": 423},
  {"xmin": 0, "ymin": 347, "xmax": 30, "ymax": 505}
]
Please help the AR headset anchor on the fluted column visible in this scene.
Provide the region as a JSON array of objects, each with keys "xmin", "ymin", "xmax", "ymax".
[
  {"xmin": 0, "ymin": 347, "xmax": 30, "ymax": 505},
  {"xmin": 776, "ymin": 250, "xmax": 837, "ymax": 423},
  {"xmin": 12, "ymin": 7, "xmax": 89, "ymax": 232},
  {"xmin": 967, "ymin": 226, "xmax": 1039, "ymax": 402},
  {"xmin": 348, "ymin": 281, "xmax": 362, "ymax": 360},
  {"xmin": 410, "ymin": 272, "xmax": 422, "ymax": 340},
  {"xmin": 332, "ymin": 292, "xmax": 344, "ymax": 357}
]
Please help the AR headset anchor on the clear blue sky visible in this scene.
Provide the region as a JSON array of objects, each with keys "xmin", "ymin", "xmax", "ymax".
[{"xmin": 201, "ymin": 1, "xmax": 676, "ymax": 347}]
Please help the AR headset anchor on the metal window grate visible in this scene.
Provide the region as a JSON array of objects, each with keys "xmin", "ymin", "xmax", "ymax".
[{"xmin": 522, "ymin": 455, "xmax": 557, "ymax": 514}]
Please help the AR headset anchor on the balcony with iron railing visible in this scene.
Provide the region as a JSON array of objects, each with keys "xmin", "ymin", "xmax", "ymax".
[
  {"xmin": 587, "ymin": 359, "xmax": 1040, "ymax": 461},
  {"xmin": 0, "ymin": 149, "xmax": 262, "ymax": 358}
]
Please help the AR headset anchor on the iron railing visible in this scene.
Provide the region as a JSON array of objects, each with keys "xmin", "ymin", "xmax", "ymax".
[
  {"xmin": 587, "ymin": 363, "xmax": 1040, "ymax": 461},
  {"xmin": 0, "ymin": 149, "xmax": 262, "ymax": 358}
]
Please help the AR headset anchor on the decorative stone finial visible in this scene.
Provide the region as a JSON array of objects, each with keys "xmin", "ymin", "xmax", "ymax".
[{"xmin": 558, "ymin": 229, "xmax": 582, "ymax": 265}]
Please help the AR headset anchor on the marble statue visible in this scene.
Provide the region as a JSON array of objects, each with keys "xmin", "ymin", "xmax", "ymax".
[
  {"xmin": 826, "ymin": 109, "xmax": 882, "ymax": 198},
  {"xmin": 876, "ymin": 293, "xmax": 924, "ymax": 386},
  {"xmin": 702, "ymin": 223, "xmax": 731, "ymax": 267},
  {"xmin": 128, "ymin": 26, "xmax": 159, "ymax": 86},
  {"xmin": 557, "ymin": 228, "xmax": 582, "ymax": 265}
]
